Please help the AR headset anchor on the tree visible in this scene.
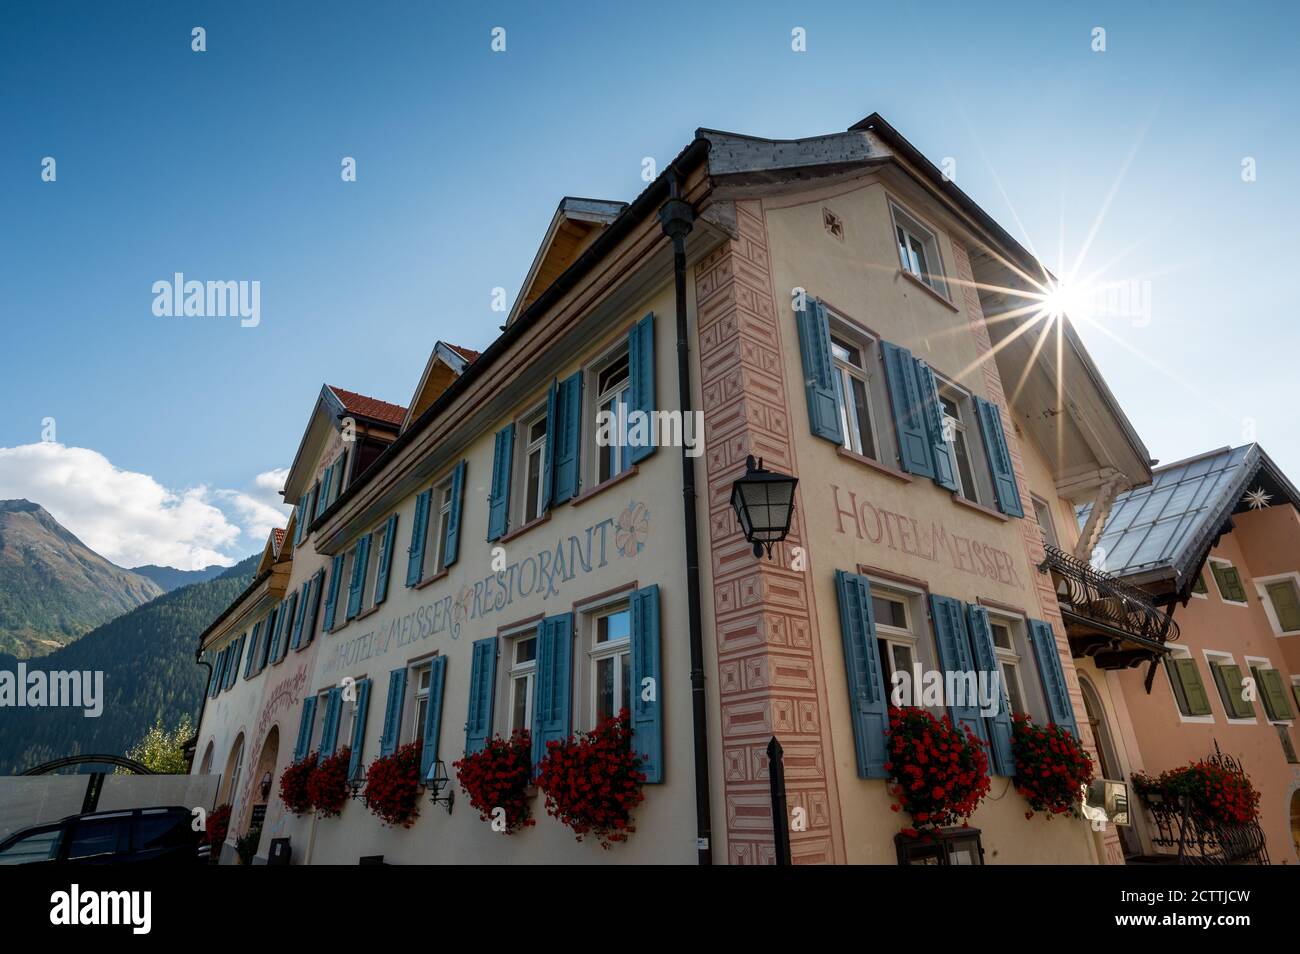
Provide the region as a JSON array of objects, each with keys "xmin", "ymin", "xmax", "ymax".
[{"xmin": 121, "ymin": 714, "xmax": 194, "ymax": 774}]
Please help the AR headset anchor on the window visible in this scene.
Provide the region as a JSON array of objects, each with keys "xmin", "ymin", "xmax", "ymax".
[
  {"xmin": 411, "ymin": 663, "xmax": 432, "ymax": 744},
  {"xmin": 226, "ymin": 736, "xmax": 245, "ymax": 804},
  {"xmin": 1032, "ymin": 496, "xmax": 1059, "ymax": 549},
  {"xmin": 340, "ymin": 546, "xmax": 356, "ymax": 621},
  {"xmin": 0, "ymin": 826, "xmax": 63, "ymax": 864},
  {"xmin": 1164, "ymin": 650, "xmax": 1213, "ymax": 719},
  {"xmin": 508, "ymin": 634, "xmax": 538, "ymax": 734},
  {"xmin": 892, "ymin": 204, "xmax": 946, "ymax": 295},
  {"xmin": 429, "ymin": 480, "xmax": 454, "ymax": 577},
  {"xmin": 592, "ymin": 607, "xmax": 633, "ymax": 725},
  {"xmin": 66, "ymin": 816, "xmax": 131, "ymax": 861},
  {"xmin": 363, "ymin": 526, "xmax": 385, "ymax": 611},
  {"xmin": 1257, "ymin": 574, "xmax": 1300, "ymax": 635},
  {"xmin": 1208, "ymin": 558, "xmax": 1248, "ymax": 605},
  {"xmin": 1247, "ymin": 659, "xmax": 1295, "ymax": 724},
  {"xmin": 595, "ymin": 351, "xmax": 631, "ymax": 484},
  {"xmin": 871, "ymin": 587, "xmax": 921, "ymax": 696},
  {"xmin": 1190, "ymin": 571, "xmax": 1208, "ymax": 598},
  {"xmin": 938, "ymin": 389, "xmax": 983, "ymax": 503},
  {"xmin": 831, "ymin": 336, "xmax": 879, "ymax": 460},
  {"xmin": 521, "ymin": 407, "xmax": 548, "ymax": 524},
  {"xmin": 1206, "ymin": 652, "xmax": 1255, "ymax": 721},
  {"xmin": 989, "ymin": 618, "xmax": 1028, "ymax": 716}
]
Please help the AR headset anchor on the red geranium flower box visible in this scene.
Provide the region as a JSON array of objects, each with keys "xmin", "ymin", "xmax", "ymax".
[
  {"xmin": 307, "ymin": 747, "xmax": 351, "ymax": 818},
  {"xmin": 885, "ymin": 706, "xmax": 990, "ymax": 830},
  {"xmin": 454, "ymin": 729, "xmax": 536, "ymax": 834},
  {"xmin": 1011, "ymin": 713, "xmax": 1093, "ymax": 819},
  {"xmin": 363, "ymin": 741, "xmax": 422, "ymax": 828},
  {"xmin": 278, "ymin": 754, "xmax": 316, "ymax": 816},
  {"xmin": 535, "ymin": 710, "xmax": 646, "ymax": 848}
]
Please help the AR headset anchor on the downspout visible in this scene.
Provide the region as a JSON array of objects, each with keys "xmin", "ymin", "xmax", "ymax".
[
  {"xmin": 186, "ymin": 651, "xmax": 214, "ymax": 772},
  {"xmin": 659, "ymin": 173, "xmax": 713, "ymax": 865}
]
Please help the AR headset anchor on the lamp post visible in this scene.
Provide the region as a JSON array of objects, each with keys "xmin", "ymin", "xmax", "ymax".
[
  {"xmin": 426, "ymin": 760, "xmax": 455, "ymax": 814},
  {"xmin": 729, "ymin": 455, "xmax": 798, "ymax": 559}
]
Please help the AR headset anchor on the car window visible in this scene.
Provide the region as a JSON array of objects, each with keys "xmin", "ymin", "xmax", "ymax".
[
  {"xmin": 135, "ymin": 812, "xmax": 190, "ymax": 851},
  {"xmin": 67, "ymin": 817, "xmax": 132, "ymax": 859},
  {"xmin": 0, "ymin": 827, "xmax": 63, "ymax": 865}
]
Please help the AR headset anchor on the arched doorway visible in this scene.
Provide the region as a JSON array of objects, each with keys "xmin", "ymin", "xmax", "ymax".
[
  {"xmin": 243, "ymin": 726, "xmax": 280, "ymax": 838},
  {"xmin": 1079, "ymin": 677, "xmax": 1121, "ymax": 781},
  {"xmin": 1290, "ymin": 790, "xmax": 1300, "ymax": 862},
  {"xmin": 222, "ymin": 733, "xmax": 245, "ymax": 806},
  {"xmin": 199, "ymin": 740, "xmax": 214, "ymax": 776}
]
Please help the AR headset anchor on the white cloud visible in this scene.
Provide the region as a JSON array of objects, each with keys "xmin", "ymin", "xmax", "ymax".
[{"xmin": 0, "ymin": 443, "xmax": 291, "ymax": 571}]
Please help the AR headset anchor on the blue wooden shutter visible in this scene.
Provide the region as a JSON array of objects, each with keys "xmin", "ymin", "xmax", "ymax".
[
  {"xmin": 264, "ymin": 606, "xmax": 281, "ymax": 666},
  {"xmin": 254, "ymin": 617, "xmax": 270, "ymax": 671},
  {"xmin": 965, "ymin": 604, "xmax": 1015, "ymax": 776},
  {"xmin": 628, "ymin": 312, "xmax": 656, "ymax": 463},
  {"xmin": 293, "ymin": 695, "xmax": 318, "ymax": 762},
  {"xmin": 319, "ymin": 687, "xmax": 343, "ymax": 757},
  {"xmin": 794, "ymin": 298, "xmax": 844, "ymax": 444},
  {"xmin": 551, "ymin": 372, "xmax": 582, "ymax": 504},
  {"xmin": 346, "ymin": 537, "xmax": 370, "ymax": 620},
  {"xmin": 244, "ymin": 622, "xmax": 261, "ymax": 678},
  {"xmin": 487, "ymin": 424, "xmax": 514, "ymax": 541},
  {"xmin": 378, "ymin": 667, "xmax": 408, "ymax": 757},
  {"xmin": 443, "ymin": 461, "xmax": 466, "ymax": 567},
  {"xmin": 289, "ymin": 583, "xmax": 309, "ymax": 650},
  {"xmin": 881, "ymin": 341, "xmax": 935, "ymax": 478},
  {"xmin": 464, "ymin": 637, "xmax": 498, "ymax": 755},
  {"xmin": 914, "ymin": 359, "xmax": 959, "ymax": 492},
  {"xmin": 542, "ymin": 378, "xmax": 558, "ymax": 512},
  {"xmin": 973, "ymin": 395, "xmax": 1024, "ymax": 517},
  {"xmin": 406, "ymin": 489, "xmax": 431, "ymax": 586},
  {"xmin": 834, "ymin": 570, "xmax": 889, "ymax": 778},
  {"xmin": 630, "ymin": 584, "xmax": 663, "ymax": 783},
  {"xmin": 420, "ymin": 656, "xmax": 448, "ymax": 781},
  {"xmin": 929, "ymin": 594, "xmax": 990, "ymax": 755},
  {"xmin": 374, "ymin": 514, "xmax": 398, "ymax": 605},
  {"xmin": 1028, "ymin": 618, "xmax": 1078, "ymax": 737},
  {"xmin": 276, "ymin": 595, "xmax": 296, "ymax": 663},
  {"xmin": 347, "ymin": 678, "xmax": 372, "ymax": 781},
  {"xmin": 293, "ymin": 504, "xmax": 305, "ymax": 545},
  {"xmin": 226, "ymin": 634, "xmax": 245, "ymax": 690},
  {"xmin": 299, "ymin": 570, "xmax": 323, "ymax": 650},
  {"xmin": 531, "ymin": 614, "xmax": 574, "ymax": 765},
  {"xmin": 316, "ymin": 466, "xmax": 333, "ymax": 520},
  {"xmin": 323, "ymin": 554, "xmax": 344, "ymax": 632},
  {"xmin": 210, "ymin": 647, "xmax": 227, "ymax": 696}
]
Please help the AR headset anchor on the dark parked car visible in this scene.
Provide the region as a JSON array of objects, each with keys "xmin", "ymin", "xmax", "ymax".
[{"xmin": 0, "ymin": 807, "xmax": 208, "ymax": 865}]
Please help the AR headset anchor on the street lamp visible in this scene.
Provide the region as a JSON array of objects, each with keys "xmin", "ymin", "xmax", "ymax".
[
  {"xmin": 729, "ymin": 455, "xmax": 798, "ymax": 559},
  {"xmin": 426, "ymin": 759, "xmax": 455, "ymax": 814}
]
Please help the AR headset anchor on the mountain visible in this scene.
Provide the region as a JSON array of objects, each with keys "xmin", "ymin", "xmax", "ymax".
[
  {"xmin": 0, "ymin": 554, "xmax": 258, "ymax": 775},
  {"xmin": 130, "ymin": 563, "xmax": 228, "ymax": 593},
  {"xmin": 0, "ymin": 499, "xmax": 164, "ymax": 657}
]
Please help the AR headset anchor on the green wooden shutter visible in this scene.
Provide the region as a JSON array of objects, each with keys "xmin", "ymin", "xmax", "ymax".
[
  {"xmin": 551, "ymin": 373, "xmax": 583, "ymax": 504},
  {"xmin": 833, "ymin": 569, "xmax": 889, "ymax": 778},
  {"xmin": 346, "ymin": 537, "xmax": 370, "ymax": 620},
  {"xmin": 374, "ymin": 514, "xmax": 398, "ymax": 605},
  {"xmin": 1211, "ymin": 663, "xmax": 1255, "ymax": 719},
  {"xmin": 915, "ymin": 359, "xmax": 959, "ymax": 492},
  {"xmin": 293, "ymin": 696, "xmax": 318, "ymax": 762},
  {"xmin": 1265, "ymin": 581, "xmax": 1300, "ymax": 631},
  {"xmin": 627, "ymin": 312, "xmax": 656, "ymax": 464},
  {"xmin": 420, "ymin": 656, "xmax": 448, "ymax": 781},
  {"xmin": 1211, "ymin": 563, "xmax": 1247, "ymax": 603},
  {"xmin": 1172, "ymin": 657, "xmax": 1213, "ymax": 716},
  {"xmin": 487, "ymin": 424, "xmax": 514, "ymax": 541},
  {"xmin": 323, "ymin": 554, "xmax": 344, "ymax": 632},
  {"xmin": 1164, "ymin": 657, "xmax": 1191, "ymax": 715},
  {"xmin": 319, "ymin": 687, "xmax": 343, "ymax": 757},
  {"xmin": 929, "ymin": 594, "xmax": 989, "ymax": 756},
  {"xmin": 378, "ymin": 668, "xmax": 408, "ymax": 757},
  {"xmin": 531, "ymin": 614, "xmax": 574, "ymax": 765},
  {"xmin": 965, "ymin": 604, "xmax": 1015, "ymax": 776},
  {"xmin": 881, "ymin": 341, "xmax": 935, "ymax": 477},
  {"xmin": 464, "ymin": 637, "xmax": 498, "ymax": 755},
  {"xmin": 406, "ymin": 489, "xmax": 431, "ymax": 586},
  {"xmin": 1028, "ymin": 619, "xmax": 1078, "ymax": 737},
  {"xmin": 542, "ymin": 378, "xmax": 558, "ymax": 512},
  {"xmin": 347, "ymin": 678, "xmax": 372, "ymax": 781},
  {"xmin": 443, "ymin": 461, "xmax": 466, "ymax": 567},
  {"xmin": 794, "ymin": 298, "xmax": 843, "ymax": 444},
  {"xmin": 630, "ymin": 584, "xmax": 663, "ymax": 783},
  {"xmin": 1251, "ymin": 666, "xmax": 1294, "ymax": 721},
  {"xmin": 973, "ymin": 395, "xmax": 1024, "ymax": 517}
]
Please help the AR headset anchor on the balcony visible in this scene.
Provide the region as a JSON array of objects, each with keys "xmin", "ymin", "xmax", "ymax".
[{"xmin": 1038, "ymin": 545, "xmax": 1178, "ymax": 671}]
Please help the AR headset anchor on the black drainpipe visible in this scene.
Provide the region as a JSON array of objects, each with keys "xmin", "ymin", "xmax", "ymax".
[
  {"xmin": 658, "ymin": 173, "xmax": 713, "ymax": 865},
  {"xmin": 185, "ymin": 652, "xmax": 214, "ymax": 771}
]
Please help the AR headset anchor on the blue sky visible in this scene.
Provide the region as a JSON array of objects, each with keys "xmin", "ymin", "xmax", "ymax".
[{"xmin": 1, "ymin": 1, "xmax": 1297, "ymax": 567}]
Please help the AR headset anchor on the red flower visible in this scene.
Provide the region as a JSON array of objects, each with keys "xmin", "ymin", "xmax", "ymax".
[
  {"xmin": 278, "ymin": 754, "xmax": 317, "ymax": 816},
  {"xmin": 453, "ymin": 730, "xmax": 536, "ymax": 834},
  {"xmin": 885, "ymin": 707, "xmax": 990, "ymax": 831},
  {"xmin": 535, "ymin": 710, "xmax": 646, "ymax": 848},
  {"xmin": 306, "ymin": 748, "xmax": 352, "ymax": 818},
  {"xmin": 362, "ymin": 741, "xmax": 423, "ymax": 828}
]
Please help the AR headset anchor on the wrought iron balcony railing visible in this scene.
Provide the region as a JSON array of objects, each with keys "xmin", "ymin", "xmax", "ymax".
[{"xmin": 1038, "ymin": 544, "xmax": 1179, "ymax": 649}]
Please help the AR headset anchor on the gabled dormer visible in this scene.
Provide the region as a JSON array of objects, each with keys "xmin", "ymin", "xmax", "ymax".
[{"xmin": 401, "ymin": 341, "xmax": 481, "ymax": 434}]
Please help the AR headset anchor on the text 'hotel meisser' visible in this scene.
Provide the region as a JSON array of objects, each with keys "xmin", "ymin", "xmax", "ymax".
[{"xmin": 192, "ymin": 112, "xmax": 1300, "ymax": 865}]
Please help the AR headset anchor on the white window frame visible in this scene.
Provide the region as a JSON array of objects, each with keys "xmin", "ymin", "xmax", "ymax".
[
  {"xmin": 1206, "ymin": 556, "xmax": 1249, "ymax": 608},
  {"xmin": 309, "ymin": 689, "xmax": 331, "ymax": 751},
  {"xmin": 1254, "ymin": 571, "xmax": 1300, "ymax": 637},
  {"xmin": 587, "ymin": 603, "xmax": 633, "ymax": 730},
  {"xmin": 1203, "ymin": 649, "xmax": 1257, "ymax": 725},
  {"xmin": 504, "ymin": 627, "xmax": 538, "ymax": 735},
  {"xmin": 518, "ymin": 404, "xmax": 549, "ymax": 525},
  {"xmin": 828, "ymin": 322, "xmax": 882, "ymax": 462},
  {"xmin": 934, "ymin": 376, "xmax": 990, "ymax": 506},
  {"xmin": 1165, "ymin": 645, "xmax": 1215, "ymax": 725},
  {"xmin": 409, "ymin": 661, "xmax": 432, "ymax": 745},
  {"xmin": 226, "ymin": 737, "xmax": 245, "ymax": 804},
  {"xmin": 867, "ymin": 579, "xmax": 931, "ymax": 707},
  {"xmin": 1243, "ymin": 654, "xmax": 1294, "ymax": 727},
  {"xmin": 987, "ymin": 613, "xmax": 1032, "ymax": 720},
  {"xmin": 889, "ymin": 201, "xmax": 949, "ymax": 298},
  {"xmin": 1189, "ymin": 569, "xmax": 1209, "ymax": 600},
  {"xmin": 1031, "ymin": 495, "xmax": 1059, "ymax": 550},
  {"xmin": 362, "ymin": 526, "xmax": 385, "ymax": 612},
  {"xmin": 591, "ymin": 346, "xmax": 632, "ymax": 486},
  {"xmin": 421, "ymin": 475, "xmax": 455, "ymax": 581}
]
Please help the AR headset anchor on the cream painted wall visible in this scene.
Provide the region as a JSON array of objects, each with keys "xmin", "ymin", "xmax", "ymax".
[{"xmin": 760, "ymin": 177, "xmax": 1099, "ymax": 863}]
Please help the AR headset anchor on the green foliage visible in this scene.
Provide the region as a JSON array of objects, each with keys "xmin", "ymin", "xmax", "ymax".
[
  {"xmin": 0, "ymin": 556, "xmax": 257, "ymax": 774},
  {"xmin": 120, "ymin": 714, "xmax": 195, "ymax": 774}
]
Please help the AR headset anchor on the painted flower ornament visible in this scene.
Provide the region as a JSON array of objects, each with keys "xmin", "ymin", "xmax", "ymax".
[{"xmin": 615, "ymin": 501, "xmax": 650, "ymax": 558}]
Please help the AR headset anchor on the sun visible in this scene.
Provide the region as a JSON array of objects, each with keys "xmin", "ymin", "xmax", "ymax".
[{"xmin": 1038, "ymin": 279, "xmax": 1091, "ymax": 323}]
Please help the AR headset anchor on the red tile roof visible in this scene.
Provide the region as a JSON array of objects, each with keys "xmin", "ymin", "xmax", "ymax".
[
  {"xmin": 271, "ymin": 527, "xmax": 286, "ymax": 554},
  {"xmin": 328, "ymin": 386, "xmax": 408, "ymax": 428},
  {"xmin": 445, "ymin": 343, "xmax": 481, "ymax": 363}
]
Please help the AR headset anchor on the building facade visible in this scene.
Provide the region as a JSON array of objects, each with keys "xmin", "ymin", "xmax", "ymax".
[{"xmin": 194, "ymin": 112, "xmax": 1195, "ymax": 865}]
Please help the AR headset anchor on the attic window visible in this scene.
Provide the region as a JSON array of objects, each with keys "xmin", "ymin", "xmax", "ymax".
[{"xmin": 823, "ymin": 208, "xmax": 844, "ymax": 241}]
